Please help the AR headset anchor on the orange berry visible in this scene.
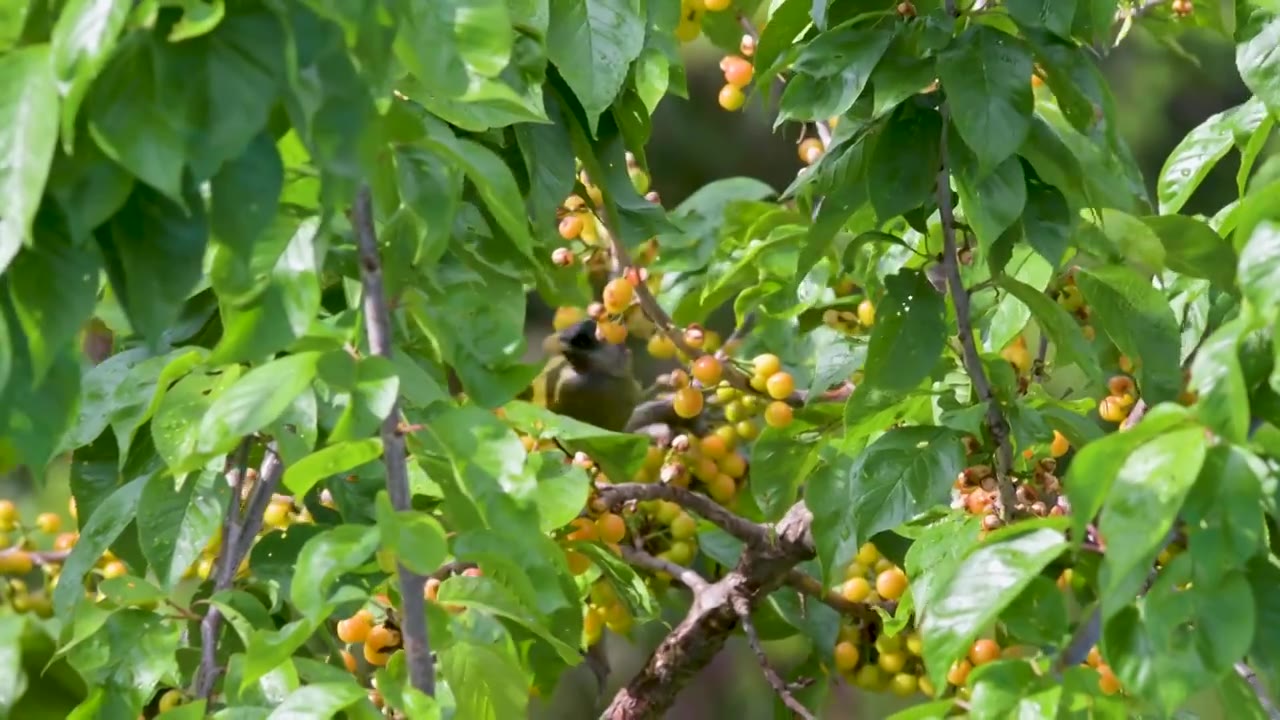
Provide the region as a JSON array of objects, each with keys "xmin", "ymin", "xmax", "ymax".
[
  {"xmin": 0, "ymin": 550, "xmax": 33, "ymax": 575},
  {"xmin": 602, "ymin": 277, "xmax": 635, "ymax": 314},
  {"xmin": 1098, "ymin": 664, "xmax": 1121, "ymax": 694},
  {"xmin": 841, "ymin": 577, "xmax": 872, "ymax": 602},
  {"xmin": 336, "ymin": 614, "xmax": 372, "ymax": 644},
  {"xmin": 798, "ymin": 138, "xmax": 823, "ymax": 165},
  {"xmin": 341, "ymin": 649, "xmax": 358, "ymax": 673},
  {"xmin": 101, "ymin": 559, "xmax": 127, "ymax": 579},
  {"xmin": 34, "ymin": 513, "xmax": 60, "ymax": 534},
  {"xmin": 1086, "ymin": 646, "xmax": 1102, "ymax": 667},
  {"xmin": 424, "ymin": 577, "xmax": 441, "ymax": 600},
  {"xmin": 1107, "ymin": 375, "xmax": 1134, "ymax": 397},
  {"xmin": 947, "ymin": 659, "xmax": 972, "ymax": 686},
  {"xmin": 705, "ymin": 0, "xmax": 731, "ymax": 10},
  {"xmin": 699, "ymin": 434, "xmax": 729, "ymax": 460},
  {"xmin": 1050, "ymin": 430, "xmax": 1070, "ymax": 458},
  {"xmin": 673, "ymin": 387, "xmax": 704, "ymax": 418},
  {"xmin": 566, "ymin": 517, "xmax": 598, "ymax": 542},
  {"xmin": 596, "ymin": 513, "xmax": 627, "ymax": 544},
  {"xmin": 875, "ymin": 567, "xmax": 908, "ymax": 601},
  {"xmin": 752, "ymin": 353, "xmax": 782, "ymax": 377},
  {"xmin": 692, "ymin": 356, "xmax": 723, "ymax": 385},
  {"xmin": 558, "ymin": 213, "xmax": 584, "ymax": 239},
  {"xmin": 969, "ymin": 638, "xmax": 1001, "ymax": 666},
  {"xmin": 718, "ymin": 452, "xmax": 746, "ymax": 479},
  {"xmin": 1098, "ymin": 396, "xmax": 1128, "ymax": 423},
  {"xmin": 764, "ymin": 401, "xmax": 793, "ymax": 428},
  {"xmin": 706, "ymin": 473, "xmax": 737, "ymax": 504},
  {"xmin": 53, "ymin": 532, "xmax": 78, "ymax": 551},
  {"xmin": 565, "ymin": 549, "xmax": 591, "ymax": 575},
  {"xmin": 722, "ymin": 56, "xmax": 754, "ymax": 87},
  {"xmin": 718, "ymin": 84, "xmax": 745, "ymax": 110},
  {"xmin": 834, "ymin": 641, "xmax": 860, "ymax": 671},
  {"xmin": 597, "ymin": 320, "xmax": 627, "ymax": 344},
  {"xmin": 765, "ymin": 371, "xmax": 795, "ymax": 400}
]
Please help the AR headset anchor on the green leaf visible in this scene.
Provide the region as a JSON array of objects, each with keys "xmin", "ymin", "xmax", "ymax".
[
  {"xmin": 208, "ymin": 132, "xmax": 285, "ymax": 300},
  {"xmin": 920, "ymin": 526, "xmax": 1067, "ymax": 693},
  {"xmin": 778, "ymin": 25, "xmax": 894, "ymax": 123},
  {"xmin": 1061, "ymin": 403, "xmax": 1191, "ymax": 552},
  {"xmin": 954, "ymin": 155, "xmax": 1026, "ymax": 255},
  {"xmin": 999, "ymin": 575, "xmax": 1068, "ymax": 646},
  {"xmin": 416, "ymin": 133, "xmax": 535, "ymax": 263},
  {"xmin": 1077, "ymin": 266, "xmax": 1183, "ymax": 405},
  {"xmin": 85, "ymin": 35, "xmax": 186, "ymax": 200},
  {"xmin": 266, "ymin": 682, "xmax": 366, "ymax": 720},
  {"xmin": 290, "ymin": 524, "xmax": 380, "ymax": 622},
  {"xmin": 0, "ymin": 615, "xmax": 26, "ymax": 718},
  {"xmin": 328, "ymin": 355, "xmax": 400, "ymax": 444},
  {"xmin": 1183, "ymin": 445, "xmax": 1266, "ymax": 576},
  {"xmin": 938, "ymin": 26, "xmax": 1034, "ymax": 172},
  {"xmin": 529, "ymin": 452, "xmax": 591, "ymax": 533},
  {"xmin": 1248, "ymin": 558, "xmax": 1280, "ymax": 696},
  {"xmin": 439, "ymin": 641, "xmax": 529, "ymax": 720},
  {"xmin": 1104, "ymin": 565, "xmax": 1255, "ymax": 714},
  {"xmin": 569, "ymin": 541, "xmax": 658, "ymax": 621},
  {"xmin": 0, "ymin": 44, "xmax": 59, "ymax": 273},
  {"xmin": 437, "ymin": 575, "xmax": 579, "ymax": 663},
  {"xmin": 867, "ymin": 104, "xmax": 942, "ymax": 221},
  {"xmin": 1238, "ymin": 217, "xmax": 1280, "ymax": 325},
  {"xmin": 860, "ymin": 269, "xmax": 946, "ymax": 395},
  {"xmin": 1007, "ymin": 0, "xmax": 1076, "ymax": 37},
  {"xmin": 996, "ymin": 276, "xmax": 1102, "ymax": 384},
  {"xmin": 7, "ymin": 224, "xmax": 100, "ymax": 383},
  {"xmin": 968, "ymin": 659, "xmax": 1059, "ymax": 719},
  {"xmin": 1098, "ymin": 427, "xmax": 1206, "ymax": 617},
  {"xmin": 136, "ymin": 469, "xmax": 226, "ymax": 589},
  {"xmin": 1140, "ymin": 215, "xmax": 1237, "ymax": 290},
  {"xmin": 51, "ymin": 0, "xmax": 129, "ymax": 149},
  {"xmin": 95, "ymin": 180, "xmax": 209, "ymax": 344},
  {"xmin": 546, "ymin": 0, "xmax": 645, "ymax": 134},
  {"xmin": 150, "ymin": 366, "xmax": 243, "ymax": 474},
  {"xmin": 1237, "ymin": 14, "xmax": 1280, "ymax": 116},
  {"xmin": 375, "ymin": 492, "xmax": 448, "ymax": 577},
  {"xmin": 1189, "ymin": 318, "xmax": 1250, "ymax": 444},
  {"xmin": 808, "ymin": 426, "xmax": 966, "ymax": 585},
  {"xmin": 283, "ymin": 439, "xmax": 384, "ymax": 496},
  {"xmin": 53, "ymin": 475, "xmax": 148, "ymax": 619},
  {"xmin": 501, "ymin": 401, "xmax": 648, "ymax": 490},
  {"xmin": 240, "ymin": 619, "xmax": 313, "ymax": 695},
  {"xmin": 1020, "ymin": 178, "xmax": 1070, "ymax": 267},
  {"xmin": 394, "ymin": 0, "xmax": 512, "ymax": 100},
  {"xmin": 750, "ymin": 425, "xmax": 820, "ymax": 521},
  {"xmin": 196, "ymin": 352, "xmax": 323, "ymax": 462},
  {"xmin": 904, "ymin": 514, "xmax": 984, "ymax": 622},
  {"xmin": 1157, "ymin": 98, "xmax": 1267, "ymax": 215}
]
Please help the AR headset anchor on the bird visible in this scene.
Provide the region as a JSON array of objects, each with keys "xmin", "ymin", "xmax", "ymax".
[{"xmin": 520, "ymin": 319, "xmax": 642, "ymax": 432}]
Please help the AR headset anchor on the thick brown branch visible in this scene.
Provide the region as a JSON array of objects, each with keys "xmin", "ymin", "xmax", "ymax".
[
  {"xmin": 353, "ymin": 184, "xmax": 435, "ymax": 697},
  {"xmin": 603, "ymin": 502, "xmax": 814, "ymax": 719},
  {"xmin": 935, "ymin": 102, "xmax": 1017, "ymax": 519}
]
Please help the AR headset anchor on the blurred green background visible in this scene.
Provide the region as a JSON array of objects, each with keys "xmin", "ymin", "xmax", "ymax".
[{"xmin": 0, "ymin": 20, "xmax": 1253, "ymax": 720}]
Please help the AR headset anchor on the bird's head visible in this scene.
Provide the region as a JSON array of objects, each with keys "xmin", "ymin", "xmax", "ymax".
[{"xmin": 550, "ymin": 319, "xmax": 632, "ymax": 377}]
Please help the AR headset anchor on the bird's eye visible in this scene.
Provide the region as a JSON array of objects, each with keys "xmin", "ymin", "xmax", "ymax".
[{"xmin": 569, "ymin": 329, "xmax": 595, "ymax": 349}]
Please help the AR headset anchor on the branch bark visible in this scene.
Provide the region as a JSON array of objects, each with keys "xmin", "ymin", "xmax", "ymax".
[
  {"xmin": 935, "ymin": 101, "xmax": 1017, "ymax": 519},
  {"xmin": 352, "ymin": 184, "xmax": 435, "ymax": 696}
]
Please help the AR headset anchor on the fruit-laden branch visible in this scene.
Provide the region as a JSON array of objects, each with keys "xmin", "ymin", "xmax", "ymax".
[
  {"xmin": 934, "ymin": 101, "xmax": 1018, "ymax": 520},
  {"xmin": 194, "ymin": 439, "xmax": 285, "ymax": 700},
  {"xmin": 602, "ymin": 501, "xmax": 816, "ymax": 718},
  {"xmin": 352, "ymin": 185, "xmax": 435, "ymax": 697}
]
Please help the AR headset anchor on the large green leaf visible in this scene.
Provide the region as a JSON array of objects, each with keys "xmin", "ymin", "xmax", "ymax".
[
  {"xmin": 920, "ymin": 525, "xmax": 1068, "ymax": 693},
  {"xmin": 569, "ymin": 541, "xmax": 658, "ymax": 621},
  {"xmin": 284, "ymin": 439, "xmax": 384, "ymax": 496},
  {"xmin": 997, "ymin": 276, "xmax": 1103, "ymax": 384},
  {"xmin": 266, "ymin": 683, "xmax": 366, "ymax": 719},
  {"xmin": 195, "ymin": 351, "xmax": 323, "ymax": 463},
  {"xmin": 290, "ymin": 524, "xmax": 380, "ymax": 622},
  {"xmin": 1238, "ymin": 216, "xmax": 1280, "ymax": 325},
  {"xmin": 437, "ymin": 575, "xmax": 579, "ymax": 663},
  {"xmin": 136, "ymin": 469, "xmax": 226, "ymax": 589},
  {"xmin": 1189, "ymin": 318, "xmax": 1250, "ymax": 444},
  {"xmin": 954, "ymin": 154, "xmax": 1026, "ymax": 255},
  {"xmin": 860, "ymin": 269, "xmax": 946, "ymax": 395},
  {"xmin": 51, "ymin": 0, "xmax": 130, "ymax": 148},
  {"xmin": 867, "ymin": 104, "xmax": 942, "ymax": 222},
  {"xmin": 1140, "ymin": 215, "xmax": 1237, "ymax": 290},
  {"xmin": 208, "ymin": 131, "xmax": 285, "ymax": 300},
  {"xmin": 1237, "ymin": 13, "xmax": 1280, "ymax": 116},
  {"xmin": 7, "ymin": 223, "xmax": 100, "ymax": 383},
  {"xmin": 1098, "ymin": 427, "xmax": 1207, "ymax": 617},
  {"xmin": 751, "ymin": 425, "xmax": 821, "ymax": 522},
  {"xmin": 439, "ymin": 642, "xmax": 529, "ymax": 720},
  {"xmin": 374, "ymin": 491, "xmax": 448, "ymax": 577},
  {"xmin": 1156, "ymin": 98, "xmax": 1267, "ymax": 215},
  {"xmin": 0, "ymin": 44, "xmax": 59, "ymax": 274},
  {"xmin": 53, "ymin": 475, "xmax": 149, "ymax": 618},
  {"xmin": 808, "ymin": 426, "xmax": 966, "ymax": 585},
  {"xmin": 938, "ymin": 26, "xmax": 1034, "ymax": 172},
  {"xmin": 1077, "ymin": 265, "xmax": 1183, "ymax": 405},
  {"xmin": 546, "ymin": 0, "xmax": 645, "ymax": 134},
  {"xmin": 395, "ymin": 0, "xmax": 513, "ymax": 100},
  {"xmin": 501, "ymin": 401, "xmax": 648, "ymax": 490},
  {"xmin": 778, "ymin": 24, "xmax": 894, "ymax": 123},
  {"xmin": 151, "ymin": 366, "xmax": 242, "ymax": 474},
  {"xmin": 1007, "ymin": 0, "xmax": 1076, "ymax": 37}
]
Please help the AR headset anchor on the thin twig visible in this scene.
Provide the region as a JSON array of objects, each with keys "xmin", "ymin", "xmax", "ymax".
[
  {"xmin": 194, "ymin": 438, "xmax": 254, "ymax": 700},
  {"xmin": 935, "ymin": 102, "xmax": 1017, "ymax": 519},
  {"xmin": 732, "ymin": 594, "xmax": 816, "ymax": 720},
  {"xmin": 1236, "ymin": 662, "xmax": 1280, "ymax": 720},
  {"xmin": 621, "ymin": 546, "xmax": 710, "ymax": 593},
  {"xmin": 353, "ymin": 184, "xmax": 435, "ymax": 697},
  {"xmin": 0, "ymin": 547, "xmax": 71, "ymax": 565},
  {"xmin": 784, "ymin": 570, "xmax": 887, "ymax": 624}
]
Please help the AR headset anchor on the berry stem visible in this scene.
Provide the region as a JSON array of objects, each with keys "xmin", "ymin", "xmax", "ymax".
[
  {"xmin": 784, "ymin": 569, "xmax": 888, "ymax": 625},
  {"xmin": 934, "ymin": 102, "xmax": 1019, "ymax": 521},
  {"xmin": 352, "ymin": 184, "xmax": 436, "ymax": 698}
]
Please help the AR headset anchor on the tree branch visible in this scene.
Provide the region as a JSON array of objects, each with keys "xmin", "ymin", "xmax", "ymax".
[
  {"xmin": 352, "ymin": 184, "xmax": 435, "ymax": 697},
  {"xmin": 785, "ymin": 569, "xmax": 886, "ymax": 624},
  {"xmin": 732, "ymin": 594, "xmax": 816, "ymax": 720},
  {"xmin": 1236, "ymin": 662, "xmax": 1280, "ymax": 720},
  {"xmin": 935, "ymin": 101, "xmax": 1017, "ymax": 520},
  {"xmin": 595, "ymin": 482, "xmax": 767, "ymax": 549},
  {"xmin": 621, "ymin": 546, "xmax": 710, "ymax": 593}
]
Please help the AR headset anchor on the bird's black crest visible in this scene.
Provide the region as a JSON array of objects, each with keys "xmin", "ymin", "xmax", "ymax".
[{"xmin": 562, "ymin": 319, "xmax": 599, "ymax": 350}]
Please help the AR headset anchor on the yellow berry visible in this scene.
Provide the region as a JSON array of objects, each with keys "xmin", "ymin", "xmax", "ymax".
[
  {"xmin": 1098, "ymin": 396, "xmax": 1128, "ymax": 423},
  {"xmin": 553, "ymin": 306, "xmax": 586, "ymax": 331},
  {"xmin": 673, "ymin": 387, "xmax": 704, "ymax": 418},
  {"xmin": 705, "ymin": 0, "xmax": 731, "ymax": 10},
  {"xmin": 157, "ymin": 689, "xmax": 185, "ymax": 712},
  {"xmin": 336, "ymin": 613, "xmax": 372, "ymax": 644},
  {"xmin": 648, "ymin": 334, "xmax": 677, "ymax": 359},
  {"xmin": 798, "ymin": 138, "xmax": 824, "ymax": 165},
  {"xmin": 692, "ymin": 356, "xmax": 723, "ymax": 385},
  {"xmin": 558, "ymin": 213, "xmax": 584, "ymax": 240},
  {"xmin": 840, "ymin": 577, "xmax": 872, "ymax": 602},
  {"xmin": 857, "ymin": 299, "xmax": 876, "ymax": 327},
  {"xmin": 752, "ymin": 353, "xmax": 782, "ymax": 377},
  {"xmin": 596, "ymin": 513, "xmax": 627, "ymax": 544},
  {"xmin": 722, "ymin": 56, "xmax": 753, "ymax": 87},
  {"xmin": 834, "ymin": 641, "xmax": 860, "ymax": 671},
  {"xmin": 718, "ymin": 84, "xmax": 745, "ymax": 111},
  {"xmin": 765, "ymin": 371, "xmax": 795, "ymax": 400},
  {"xmin": 602, "ymin": 278, "xmax": 635, "ymax": 315},
  {"xmin": 969, "ymin": 638, "xmax": 1001, "ymax": 666},
  {"xmin": 875, "ymin": 567, "xmax": 908, "ymax": 601},
  {"xmin": 1050, "ymin": 430, "xmax": 1070, "ymax": 458},
  {"xmin": 597, "ymin": 319, "xmax": 628, "ymax": 344},
  {"xmin": 34, "ymin": 513, "xmax": 60, "ymax": 534},
  {"xmin": 763, "ymin": 401, "xmax": 792, "ymax": 428},
  {"xmin": 0, "ymin": 550, "xmax": 33, "ymax": 576}
]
